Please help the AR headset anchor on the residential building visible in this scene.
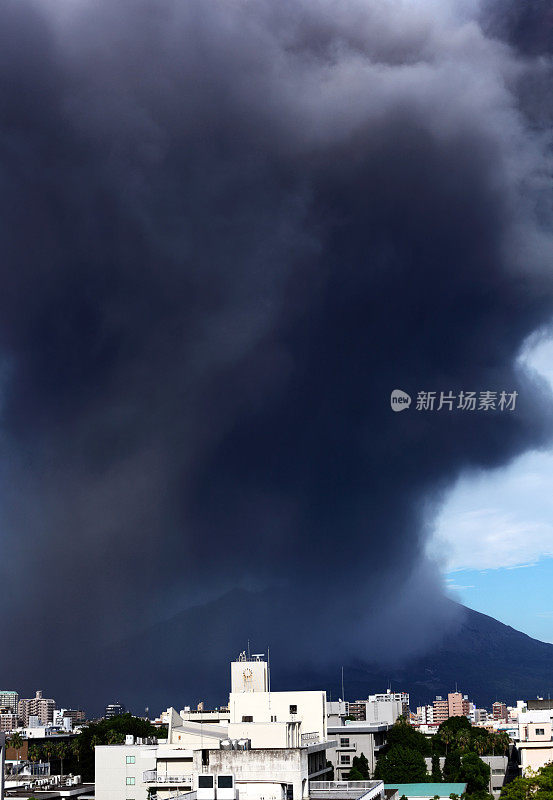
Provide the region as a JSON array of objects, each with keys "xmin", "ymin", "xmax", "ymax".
[
  {"xmin": 18, "ymin": 691, "xmax": 55, "ymax": 726},
  {"xmin": 105, "ymin": 703, "xmax": 126, "ymax": 719},
  {"xmin": 327, "ymin": 722, "xmax": 388, "ymax": 780},
  {"xmin": 472, "ymin": 709, "xmax": 488, "ymax": 724},
  {"xmin": 447, "ymin": 693, "xmax": 470, "ymax": 719},
  {"xmin": 432, "ymin": 698, "xmax": 448, "ymax": 725},
  {"xmin": 415, "ymin": 706, "xmax": 434, "ymax": 726},
  {"xmin": 493, "ymin": 703, "xmax": 508, "ymax": 723},
  {"xmin": 53, "ymin": 709, "xmax": 85, "ymax": 728},
  {"xmin": 368, "ymin": 693, "xmax": 409, "ymax": 718},
  {"xmin": 516, "ymin": 715, "xmax": 553, "ymax": 775},
  {"xmin": 0, "ymin": 713, "xmax": 19, "ymax": 733},
  {"xmin": 0, "ymin": 693, "xmax": 18, "ymax": 715}
]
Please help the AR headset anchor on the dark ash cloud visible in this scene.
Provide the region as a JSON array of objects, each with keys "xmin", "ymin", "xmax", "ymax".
[{"xmin": 0, "ymin": 0, "xmax": 553, "ymax": 712}]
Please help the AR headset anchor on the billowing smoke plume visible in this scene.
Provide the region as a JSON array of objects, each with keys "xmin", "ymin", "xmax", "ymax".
[{"xmin": 0, "ymin": 0, "xmax": 553, "ymax": 712}]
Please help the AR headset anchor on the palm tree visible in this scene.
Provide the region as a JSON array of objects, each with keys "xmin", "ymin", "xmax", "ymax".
[
  {"xmin": 497, "ymin": 732, "xmax": 510, "ymax": 757},
  {"xmin": 441, "ymin": 729, "xmax": 453, "ymax": 756},
  {"xmin": 70, "ymin": 738, "xmax": 81, "ymax": 773},
  {"xmin": 28, "ymin": 744, "xmax": 41, "ymax": 772},
  {"xmin": 457, "ymin": 732, "xmax": 470, "ymax": 753},
  {"xmin": 8, "ymin": 732, "xmax": 24, "ymax": 763},
  {"xmin": 55, "ymin": 742, "xmax": 69, "ymax": 777},
  {"xmin": 43, "ymin": 740, "xmax": 55, "ymax": 768}
]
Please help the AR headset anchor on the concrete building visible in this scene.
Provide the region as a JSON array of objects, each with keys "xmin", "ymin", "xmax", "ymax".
[
  {"xmin": 415, "ymin": 706, "xmax": 434, "ymax": 726},
  {"xmin": 447, "ymin": 694, "xmax": 470, "ymax": 719},
  {"xmin": 327, "ymin": 724, "xmax": 388, "ymax": 780},
  {"xmin": 0, "ymin": 713, "xmax": 19, "ymax": 733},
  {"xmin": 96, "ymin": 653, "xmax": 335, "ymax": 800},
  {"xmin": 105, "ymin": 704, "xmax": 126, "ymax": 719},
  {"xmin": 18, "ymin": 692, "xmax": 55, "ymax": 727},
  {"xmin": 53, "ymin": 710, "xmax": 85, "ymax": 726},
  {"xmin": 0, "ymin": 694, "xmax": 18, "ymax": 715},
  {"xmin": 424, "ymin": 756, "xmax": 508, "ymax": 798},
  {"xmin": 493, "ymin": 703, "xmax": 508, "ymax": 723},
  {"xmin": 432, "ymin": 699, "xmax": 448, "ymax": 726},
  {"xmin": 516, "ymin": 715, "xmax": 553, "ymax": 775}
]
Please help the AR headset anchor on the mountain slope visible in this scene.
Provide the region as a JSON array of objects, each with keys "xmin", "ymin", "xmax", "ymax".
[{"xmin": 91, "ymin": 592, "xmax": 553, "ymax": 715}]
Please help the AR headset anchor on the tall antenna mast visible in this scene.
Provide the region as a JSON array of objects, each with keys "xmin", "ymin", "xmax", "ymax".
[{"xmin": 341, "ymin": 666, "xmax": 345, "ymax": 701}]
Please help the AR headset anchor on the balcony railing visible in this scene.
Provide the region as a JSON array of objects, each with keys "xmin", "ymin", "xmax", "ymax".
[
  {"xmin": 301, "ymin": 732, "xmax": 320, "ymax": 746},
  {"xmin": 143, "ymin": 771, "xmax": 193, "ymax": 784}
]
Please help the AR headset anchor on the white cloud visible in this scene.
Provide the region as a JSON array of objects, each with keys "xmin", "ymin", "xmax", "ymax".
[{"xmin": 428, "ymin": 333, "xmax": 553, "ymax": 573}]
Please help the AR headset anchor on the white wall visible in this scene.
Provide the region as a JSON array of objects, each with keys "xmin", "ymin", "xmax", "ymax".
[
  {"xmin": 95, "ymin": 745, "xmax": 157, "ymax": 800},
  {"xmin": 229, "ymin": 691, "xmax": 326, "ymax": 743}
]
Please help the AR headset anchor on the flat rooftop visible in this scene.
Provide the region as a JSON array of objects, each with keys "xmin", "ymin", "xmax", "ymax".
[{"xmin": 385, "ymin": 784, "xmax": 467, "ymax": 797}]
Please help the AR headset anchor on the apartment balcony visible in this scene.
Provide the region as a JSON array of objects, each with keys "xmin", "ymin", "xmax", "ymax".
[
  {"xmin": 336, "ymin": 742, "xmax": 357, "ymax": 751},
  {"xmin": 143, "ymin": 771, "xmax": 193, "ymax": 785}
]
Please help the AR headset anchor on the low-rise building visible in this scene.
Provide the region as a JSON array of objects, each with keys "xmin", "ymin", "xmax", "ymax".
[
  {"xmin": 327, "ymin": 723, "xmax": 388, "ymax": 780},
  {"xmin": 516, "ymin": 716, "xmax": 553, "ymax": 775},
  {"xmin": 385, "ymin": 784, "xmax": 466, "ymax": 800}
]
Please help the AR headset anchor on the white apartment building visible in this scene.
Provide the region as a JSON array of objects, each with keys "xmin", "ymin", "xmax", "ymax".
[
  {"xmin": 516, "ymin": 714, "xmax": 553, "ymax": 775},
  {"xmin": 96, "ymin": 654, "xmax": 334, "ymax": 800}
]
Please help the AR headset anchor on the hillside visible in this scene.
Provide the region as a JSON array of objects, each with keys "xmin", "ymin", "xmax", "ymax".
[{"xmin": 94, "ymin": 592, "xmax": 553, "ymax": 715}]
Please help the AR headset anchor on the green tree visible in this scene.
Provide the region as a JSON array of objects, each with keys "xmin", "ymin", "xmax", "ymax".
[
  {"xmin": 76, "ymin": 714, "xmax": 164, "ymax": 782},
  {"xmin": 500, "ymin": 763, "xmax": 553, "ymax": 800},
  {"xmin": 352, "ymin": 754, "xmax": 370, "ymax": 779},
  {"xmin": 71, "ymin": 738, "xmax": 81, "ymax": 773},
  {"xmin": 54, "ymin": 741, "xmax": 69, "ymax": 777},
  {"xmin": 457, "ymin": 731, "xmax": 470, "ymax": 753},
  {"xmin": 348, "ymin": 767, "xmax": 364, "ymax": 781},
  {"xmin": 7, "ymin": 732, "xmax": 24, "ymax": 762},
  {"xmin": 440, "ymin": 717, "xmax": 472, "ymax": 734},
  {"xmin": 28, "ymin": 745, "xmax": 41, "ymax": 770},
  {"xmin": 458, "ymin": 752, "xmax": 491, "ymax": 795},
  {"xmin": 386, "ymin": 719, "xmax": 431, "ymax": 756},
  {"xmin": 431, "ymin": 753, "xmax": 442, "ymax": 782},
  {"xmin": 443, "ymin": 750, "xmax": 461, "ymax": 782},
  {"xmin": 374, "ymin": 746, "xmax": 428, "ymax": 783}
]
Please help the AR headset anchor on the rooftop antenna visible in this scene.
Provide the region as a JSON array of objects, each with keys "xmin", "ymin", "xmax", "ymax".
[
  {"xmin": 247, "ymin": 639, "xmax": 251, "ymax": 660},
  {"xmin": 341, "ymin": 666, "xmax": 345, "ymax": 703}
]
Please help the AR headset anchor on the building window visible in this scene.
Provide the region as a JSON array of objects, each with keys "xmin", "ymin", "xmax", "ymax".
[
  {"xmin": 126, "ymin": 778, "xmax": 135, "ymax": 786},
  {"xmin": 536, "ymin": 728, "xmax": 545, "ymax": 736},
  {"xmin": 340, "ymin": 738, "xmax": 350, "ymax": 747},
  {"xmin": 340, "ymin": 756, "xmax": 351, "ymax": 765},
  {"xmin": 242, "ymin": 715, "xmax": 253, "ymax": 722},
  {"xmin": 126, "ymin": 756, "xmax": 135, "ymax": 764},
  {"xmin": 290, "ymin": 705, "xmax": 297, "ymax": 715},
  {"xmin": 271, "ymin": 715, "xmax": 277, "ymax": 722}
]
